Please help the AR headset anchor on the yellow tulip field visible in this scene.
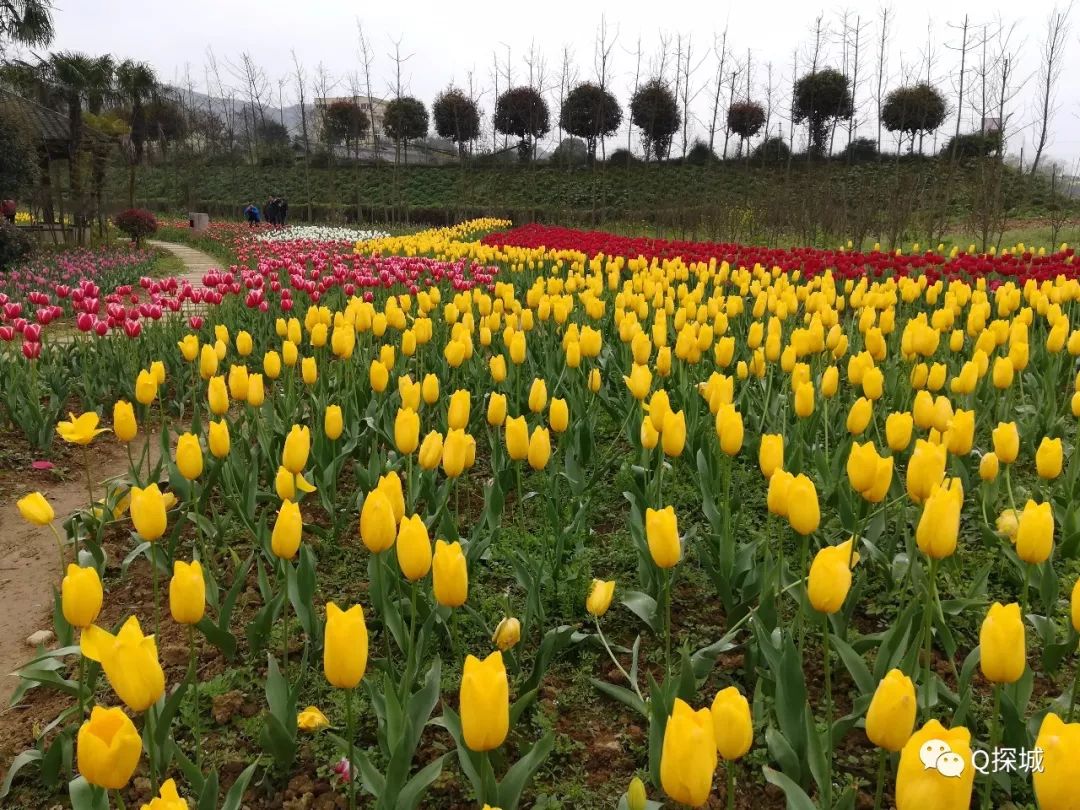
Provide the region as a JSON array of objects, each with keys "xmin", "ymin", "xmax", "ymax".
[{"xmin": 4, "ymin": 217, "xmax": 1080, "ymax": 810}]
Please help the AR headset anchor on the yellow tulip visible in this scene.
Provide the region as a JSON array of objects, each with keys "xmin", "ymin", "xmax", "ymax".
[
  {"xmin": 1036, "ymin": 436, "xmax": 1063, "ymax": 479},
  {"xmin": 767, "ymin": 470, "xmax": 794, "ymax": 517},
  {"xmin": 113, "ymin": 400, "xmax": 137, "ymax": 443},
  {"xmin": 528, "ymin": 426, "xmax": 552, "ymax": 470},
  {"xmin": 758, "ymin": 434, "xmax": 783, "ymax": 479},
  {"xmin": 641, "ymin": 417, "xmax": 659, "ymax": 450},
  {"xmin": 489, "ymin": 355, "xmax": 508, "ymax": 383},
  {"xmin": 492, "ymin": 616, "xmax": 521, "ymax": 651},
  {"xmin": 915, "ymin": 478, "xmax": 963, "ymax": 559},
  {"xmin": 996, "ymin": 508, "xmax": 1020, "ymax": 541},
  {"xmin": 370, "ymin": 359, "xmax": 389, "ymax": 392},
  {"xmin": 297, "ymin": 705, "xmax": 330, "ymax": 732},
  {"xmin": 487, "ymin": 393, "xmax": 507, "ymax": 426},
  {"xmin": 282, "ymin": 340, "xmax": 298, "ymax": 367},
  {"xmin": 57, "ymin": 411, "xmax": 107, "ymax": 445},
  {"xmin": 263, "ymin": 350, "xmax": 282, "ymax": 379},
  {"xmin": 646, "ymin": 389, "xmax": 671, "ymax": 432},
  {"xmin": 169, "ymin": 560, "xmax": 206, "ymax": 625},
  {"xmin": 586, "ymin": 579, "xmax": 616, "ymax": 617},
  {"xmin": 787, "ymin": 474, "xmax": 820, "ymax": 535},
  {"xmin": 62, "ymin": 564, "xmax": 103, "ymax": 628},
  {"xmin": 17, "ymin": 491, "xmax": 54, "ymax": 526},
  {"xmin": 323, "ymin": 602, "xmax": 368, "ymax": 689},
  {"xmin": 992, "ymin": 356, "xmax": 1014, "ymax": 389},
  {"xmin": 198, "ymin": 343, "xmax": 218, "ymax": 379},
  {"xmin": 397, "ymin": 515, "xmax": 432, "ymax": 581},
  {"xmin": 549, "ymin": 397, "xmax": 569, "ymax": 433},
  {"xmin": 885, "ymin": 411, "xmax": 913, "ymax": 452},
  {"xmin": 395, "ymin": 407, "xmax": 420, "ymax": 454},
  {"xmin": 79, "ymin": 616, "xmax": 165, "ymax": 711},
  {"xmin": 282, "ymin": 425, "xmax": 311, "ymax": 474},
  {"xmin": 418, "ymin": 430, "xmax": 444, "ymax": 470},
  {"xmin": 433, "ymin": 539, "xmax": 468, "ymax": 607},
  {"xmin": 979, "ymin": 602, "xmax": 1025, "ymax": 684},
  {"xmin": 846, "ymin": 396, "xmax": 873, "ymax": 435},
  {"xmin": 710, "ymin": 687, "xmax": 752, "ymax": 761},
  {"xmin": 623, "ymin": 363, "xmax": 652, "ymax": 400},
  {"xmin": 228, "ymin": 364, "xmax": 250, "ymax": 400},
  {"xmin": 944, "ymin": 409, "xmax": 974, "ymax": 456},
  {"xmin": 992, "ymin": 421, "xmax": 1020, "ymax": 464},
  {"xmin": 176, "ymin": 432, "xmax": 203, "ymax": 480},
  {"xmin": 76, "ymin": 705, "xmax": 142, "ymax": 789},
  {"xmin": 442, "ymin": 429, "xmax": 469, "ymax": 477},
  {"xmin": 207, "ymin": 375, "xmax": 229, "ymax": 416},
  {"xmin": 715, "ymin": 404, "xmax": 744, "ymax": 456},
  {"xmin": 1016, "ymin": 499, "xmax": 1054, "ymax": 564},
  {"xmin": 1033, "ymin": 713, "xmax": 1080, "ymax": 810},
  {"xmin": 661, "ymin": 409, "xmax": 686, "ymax": 457},
  {"xmin": 646, "ymin": 506, "xmax": 680, "ymax": 568},
  {"xmin": 660, "ymin": 698, "xmax": 717, "ymax": 807},
  {"xmin": 177, "ymin": 334, "xmax": 199, "ymax": 362},
  {"xmin": 323, "ymin": 405, "xmax": 343, "ymax": 441},
  {"xmin": 794, "ymin": 380, "xmax": 815, "ymax": 417},
  {"xmin": 906, "ymin": 440, "xmax": 947, "ymax": 504},
  {"xmin": 236, "ymin": 330, "xmax": 253, "ymax": 356},
  {"xmin": 448, "ymin": 389, "xmax": 471, "ymax": 430},
  {"xmin": 979, "ymin": 452, "xmax": 999, "ymax": 481},
  {"xmin": 460, "ymin": 651, "xmax": 509, "ymax": 751},
  {"xmin": 847, "ymin": 441, "xmax": 878, "ymax": 494},
  {"xmin": 808, "ymin": 538, "xmax": 859, "ymax": 613},
  {"xmin": 509, "ymin": 331, "xmax": 526, "ymax": 364},
  {"xmin": 130, "ymin": 484, "xmax": 167, "ymax": 541},
  {"xmin": 421, "ymin": 373, "xmax": 440, "ymax": 405},
  {"xmin": 895, "ymin": 719, "xmax": 973, "ymax": 810},
  {"xmin": 208, "ymin": 419, "xmax": 230, "ymax": 458},
  {"xmin": 271, "ymin": 499, "xmax": 303, "ymax": 559},
  {"xmin": 865, "ymin": 669, "xmax": 916, "ymax": 752},
  {"xmin": 821, "ymin": 365, "xmax": 839, "ymax": 398},
  {"xmin": 360, "ymin": 489, "xmax": 396, "ymax": 553}
]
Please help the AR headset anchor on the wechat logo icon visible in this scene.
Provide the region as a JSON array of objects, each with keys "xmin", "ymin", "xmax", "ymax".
[{"xmin": 919, "ymin": 739, "xmax": 966, "ymax": 778}]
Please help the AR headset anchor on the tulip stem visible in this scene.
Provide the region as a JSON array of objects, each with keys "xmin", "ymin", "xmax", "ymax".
[
  {"xmin": 822, "ymin": 615, "xmax": 833, "ymax": 810},
  {"xmin": 401, "ymin": 580, "xmax": 419, "ymax": 705},
  {"xmin": 76, "ymin": 652, "xmax": 86, "ymax": 718},
  {"xmin": 345, "ymin": 686, "xmax": 357, "ymax": 810},
  {"xmin": 189, "ymin": 625, "xmax": 200, "ymax": 767},
  {"xmin": 1069, "ymin": 664, "xmax": 1080, "ymax": 722},
  {"xmin": 113, "ymin": 789, "xmax": 127, "ymax": 810},
  {"xmin": 872, "ymin": 748, "xmax": 887, "ymax": 810},
  {"xmin": 48, "ymin": 523, "xmax": 66, "ymax": 574},
  {"xmin": 151, "ymin": 549, "xmax": 161, "ymax": 643},
  {"xmin": 982, "ymin": 684, "xmax": 1001, "ymax": 810},
  {"xmin": 663, "ymin": 568, "xmax": 673, "ymax": 682},
  {"xmin": 726, "ymin": 761, "xmax": 737, "ymax": 810},
  {"xmin": 282, "ymin": 565, "xmax": 290, "ymax": 683},
  {"xmin": 921, "ymin": 558, "xmax": 937, "ymax": 717},
  {"xmin": 595, "ymin": 618, "xmax": 644, "ymax": 703}
]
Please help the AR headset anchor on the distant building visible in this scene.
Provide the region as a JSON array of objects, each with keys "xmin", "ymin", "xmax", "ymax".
[
  {"xmin": 314, "ymin": 95, "xmax": 389, "ymax": 146},
  {"xmin": 981, "ymin": 117, "xmax": 1002, "ymax": 135}
]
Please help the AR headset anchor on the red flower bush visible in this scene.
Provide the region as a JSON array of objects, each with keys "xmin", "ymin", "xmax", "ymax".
[{"xmin": 113, "ymin": 209, "xmax": 159, "ymax": 246}]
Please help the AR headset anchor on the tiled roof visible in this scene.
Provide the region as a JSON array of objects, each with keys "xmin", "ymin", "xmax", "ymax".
[{"xmin": 0, "ymin": 88, "xmax": 114, "ymax": 147}]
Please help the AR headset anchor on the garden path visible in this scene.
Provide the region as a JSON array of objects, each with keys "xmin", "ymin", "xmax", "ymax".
[
  {"xmin": 0, "ymin": 435, "xmax": 166, "ymax": 706},
  {"xmin": 146, "ymin": 238, "xmax": 219, "ymax": 289}
]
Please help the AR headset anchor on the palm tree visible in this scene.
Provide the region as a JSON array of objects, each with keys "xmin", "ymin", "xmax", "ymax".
[
  {"xmin": 0, "ymin": 0, "xmax": 54, "ymax": 56},
  {"xmin": 48, "ymin": 51, "xmax": 95, "ymax": 239},
  {"xmin": 82, "ymin": 55, "xmax": 116, "ymax": 233},
  {"xmin": 115, "ymin": 59, "xmax": 157, "ymax": 205}
]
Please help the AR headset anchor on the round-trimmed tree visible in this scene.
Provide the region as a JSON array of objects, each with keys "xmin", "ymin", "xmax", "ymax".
[
  {"xmin": 727, "ymin": 100, "xmax": 766, "ymax": 156},
  {"xmin": 383, "ymin": 96, "xmax": 429, "ymax": 162},
  {"xmin": 630, "ymin": 78, "xmax": 680, "ymax": 162},
  {"xmin": 432, "ymin": 88, "xmax": 480, "ymax": 158},
  {"xmin": 881, "ymin": 83, "xmax": 947, "ymax": 153},
  {"xmin": 559, "ymin": 82, "xmax": 622, "ymax": 164},
  {"xmin": 494, "ymin": 86, "xmax": 550, "ymax": 162},
  {"xmin": 321, "ymin": 99, "xmax": 369, "ymax": 158},
  {"xmin": 793, "ymin": 68, "xmax": 853, "ymax": 157}
]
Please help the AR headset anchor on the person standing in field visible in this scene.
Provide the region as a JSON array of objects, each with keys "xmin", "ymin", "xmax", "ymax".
[{"xmin": 243, "ymin": 203, "xmax": 261, "ymax": 227}]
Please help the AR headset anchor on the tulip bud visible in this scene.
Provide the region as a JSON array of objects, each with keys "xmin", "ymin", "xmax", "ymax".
[
  {"xmin": 17, "ymin": 491, "xmax": 55, "ymax": 526},
  {"xmin": 625, "ymin": 777, "xmax": 648, "ymax": 810},
  {"xmin": 76, "ymin": 706, "xmax": 142, "ymax": 790},
  {"xmin": 1015, "ymin": 499, "xmax": 1054, "ymax": 564},
  {"xmin": 208, "ymin": 419, "xmax": 230, "ymax": 459},
  {"xmin": 865, "ymin": 669, "xmax": 917, "ymax": 752},
  {"xmin": 421, "ymin": 373, "xmax": 440, "ymax": 405},
  {"xmin": 646, "ymin": 506, "xmax": 680, "ymax": 568},
  {"xmin": 369, "ymin": 359, "xmax": 389, "ymax": 393},
  {"xmin": 528, "ymin": 426, "xmax": 552, "ymax": 470},
  {"xmin": 396, "ymin": 515, "xmax": 432, "ymax": 581},
  {"xmin": 808, "ymin": 539, "xmax": 859, "ymax": 613},
  {"xmin": 199, "ymin": 344, "xmax": 218, "ymax": 379},
  {"xmin": 915, "ymin": 478, "xmax": 963, "ymax": 559},
  {"xmin": 528, "ymin": 378, "xmax": 548, "ymax": 413},
  {"xmin": 207, "ymin": 375, "xmax": 229, "ymax": 416},
  {"xmin": 357, "ymin": 487, "xmax": 396, "ymax": 555},
  {"xmin": 442, "ymin": 429, "xmax": 469, "ymax": 477},
  {"xmin": 282, "ymin": 425, "xmax": 311, "ymax": 474},
  {"xmin": 448, "ymin": 389, "xmax": 471, "ymax": 430},
  {"xmin": 1036, "ymin": 436, "xmax": 1063, "ymax": 480},
  {"xmin": 395, "ymin": 407, "xmax": 420, "ymax": 454},
  {"xmin": 169, "ymin": 560, "xmax": 206, "ymax": 625},
  {"xmin": 549, "ymin": 397, "xmax": 569, "ymax": 433},
  {"xmin": 433, "ymin": 539, "xmax": 468, "ymax": 607},
  {"xmin": 130, "ymin": 484, "xmax": 167, "ymax": 541},
  {"xmin": 895, "ymin": 720, "xmax": 974, "ymax": 810},
  {"xmin": 176, "ymin": 432, "xmax": 203, "ymax": 480},
  {"xmin": 787, "ymin": 474, "xmax": 820, "ymax": 535},
  {"xmin": 62, "ymin": 564, "xmax": 103, "ymax": 628},
  {"xmin": 1033, "ymin": 713, "xmax": 1080, "ymax": 810},
  {"xmin": 323, "ymin": 602, "xmax": 368, "ymax": 689},
  {"xmin": 758, "ymin": 434, "xmax": 784, "ymax": 479},
  {"xmin": 460, "ymin": 651, "xmax": 509, "ymax": 751},
  {"xmin": 992, "ymin": 421, "xmax": 1020, "ymax": 464},
  {"xmin": 660, "ymin": 699, "xmax": 717, "ymax": 808},
  {"xmin": 487, "ymin": 393, "xmax": 507, "ymax": 426},
  {"xmin": 979, "ymin": 602, "xmax": 1026, "ymax": 684},
  {"xmin": 586, "ymin": 578, "xmax": 616, "ymax": 617},
  {"xmin": 885, "ymin": 411, "xmax": 913, "ymax": 452},
  {"xmin": 263, "ymin": 350, "xmax": 282, "ymax": 379},
  {"xmin": 271, "ymin": 499, "xmax": 303, "ymax": 559},
  {"xmin": 113, "ymin": 400, "xmax": 137, "ymax": 443},
  {"xmin": 710, "ymin": 687, "xmax": 753, "ymax": 761},
  {"xmin": 661, "ymin": 409, "xmax": 686, "ymax": 457},
  {"xmin": 492, "ymin": 616, "xmax": 521, "ymax": 651}
]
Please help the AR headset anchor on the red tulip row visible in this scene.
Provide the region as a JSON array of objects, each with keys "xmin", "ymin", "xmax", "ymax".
[{"xmin": 481, "ymin": 223, "xmax": 1077, "ymax": 282}]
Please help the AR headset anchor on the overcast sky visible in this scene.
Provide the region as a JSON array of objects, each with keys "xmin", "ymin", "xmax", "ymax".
[{"xmin": 33, "ymin": 0, "xmax": 1080, "ymax": 164}]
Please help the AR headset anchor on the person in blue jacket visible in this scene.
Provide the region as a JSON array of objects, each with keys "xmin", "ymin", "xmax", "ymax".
[{"xmin": 243, "ymin": 203, "xmax": 261, "ymax": 227}]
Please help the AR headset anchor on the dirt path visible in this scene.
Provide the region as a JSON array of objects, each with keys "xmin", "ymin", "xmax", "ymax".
[
  {"xmin": 0, "ymin": 437, "xmax": 163, "ymax": 706},
  {"xmin": 145, "ymin": 239, "xmax": 220, "ymax": 287}
]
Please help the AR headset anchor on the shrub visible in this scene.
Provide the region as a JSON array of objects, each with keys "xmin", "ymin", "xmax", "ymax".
[
  {"xmin": 113, "ymin": 208, "xmax": 158, "ymax": 245},
  {"xmin": 941, "ymin": 131, "xmax": 1003, "ymax": 160},
  {"xmin": 607, "ymin": 148, "xmax": 640, "ymax": 167},
  {"xmin": 550, "ymin": 138, "xmax": 588, "ymax": 167},
  {"xmin": 753, "ymin": 136, "xmax": 792, "ymax": 164},
  {"xmin": 840, "ymin": 137, "xmax": 879, "ymax": 163},
  {"xmin": 0, "ymin": 219, "xmax": 32, "ymax": 269},
  {"xmin": 685, "ymin": 141, "xmax": 719, "ymax": 166}
]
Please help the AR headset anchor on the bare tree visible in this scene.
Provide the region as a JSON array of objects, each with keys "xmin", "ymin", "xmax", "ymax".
[
  {"xmin": 594, "ymin": 14, "xmax": 617, "ymax": 159},
  {"xmin": 356, "ymin": 21, "xmax": 380, "ymax": 152},
  {"xmin": 944, "ymin": 14, "xmax": 969, "ymax": 158},
  {"xmin": 875, "ymin": 7, "xmax": 892, "ymax": 154},
  {"xmin": 626, "ymin": 35, "xmax": 642, "ymax": 158},
  {"xmin": 1029, "ymin": 3, "xmax": 1072, "ymax": 175},
  {"xmin": 678, "ymin": 36, "xmax": 707, "ymax": 158},
  {"xmin": 707, "ymin": 27, "xmax": 729, "ymax": 154},
  {"xmin": 557, "ymin": 44, "xmax": 577, "ymax": 145}
]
